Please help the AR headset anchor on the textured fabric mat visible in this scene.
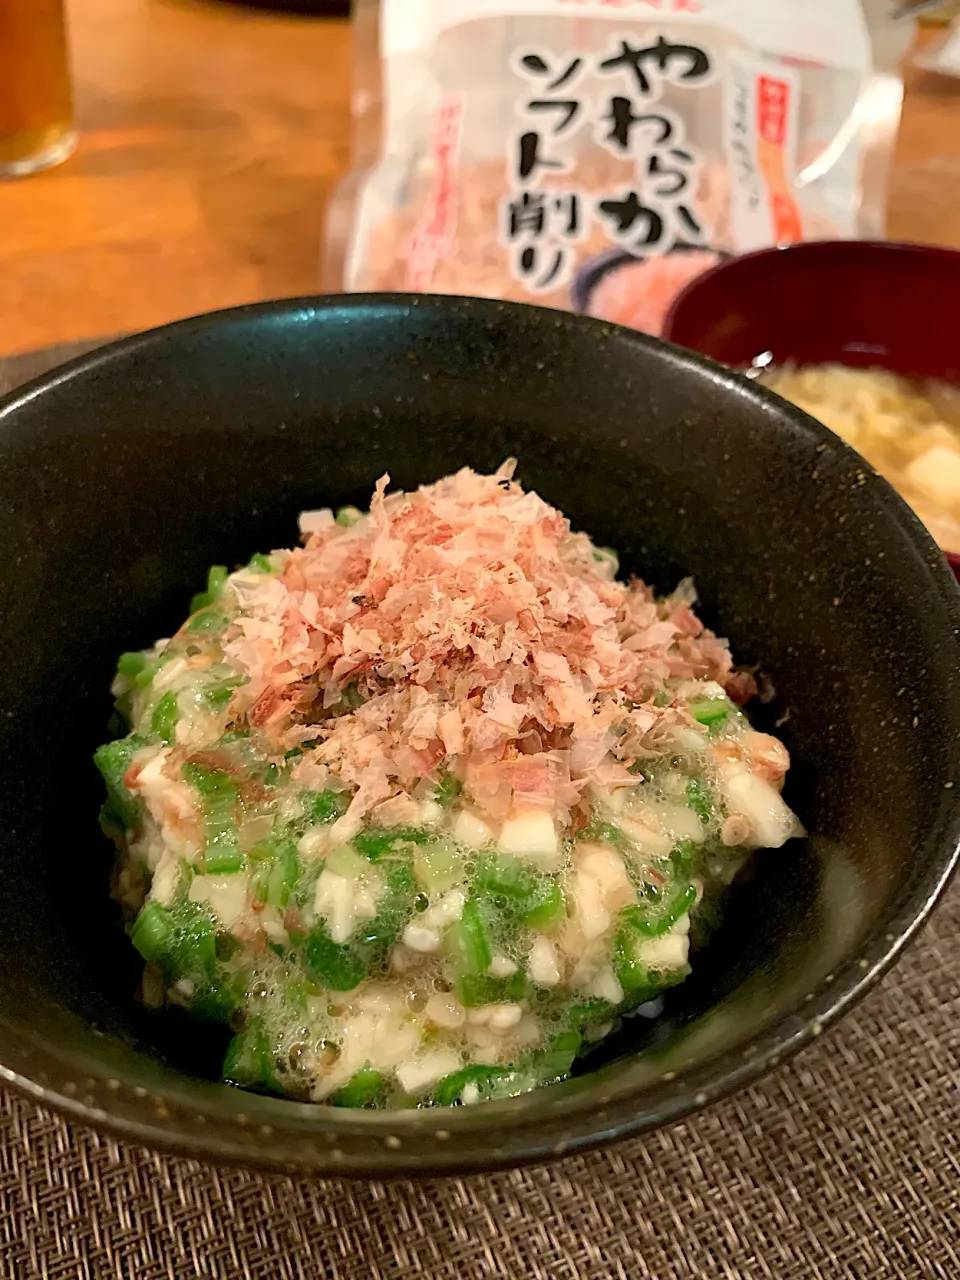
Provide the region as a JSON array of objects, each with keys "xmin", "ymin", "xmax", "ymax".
[{"xmin": 1, "ymin": 341, "xmax": 958, "ymax": 1279}]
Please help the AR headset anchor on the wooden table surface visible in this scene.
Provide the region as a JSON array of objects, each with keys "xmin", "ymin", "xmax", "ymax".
[{"xmin": 0, "ymin": 0, "xmax": 958, "ymax": 357}]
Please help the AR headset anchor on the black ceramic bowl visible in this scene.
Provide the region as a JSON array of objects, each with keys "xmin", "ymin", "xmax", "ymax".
[{"xmin": 1, "ymin": 295, "xmax": 959, "ymax": 1178}]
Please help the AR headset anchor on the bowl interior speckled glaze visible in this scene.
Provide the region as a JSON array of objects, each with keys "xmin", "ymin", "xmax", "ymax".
[
  {"xmin": 0, "ymin": 294, "xmax": 958, "ymax": 1177},
  {"xmin": 663, "ymin": 240, "xmax": 960, "ymax": 579}
]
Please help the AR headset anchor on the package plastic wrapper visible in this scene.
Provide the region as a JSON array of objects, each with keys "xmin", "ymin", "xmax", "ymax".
[{"xmin": 326, "ymin": 0, "xmax": 913, "ymax": 337}]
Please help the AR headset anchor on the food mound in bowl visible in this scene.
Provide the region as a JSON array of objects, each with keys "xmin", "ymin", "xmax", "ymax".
[{"xmin": 95, "ymin": 464, "xmax": 802, "ymax": 1109}]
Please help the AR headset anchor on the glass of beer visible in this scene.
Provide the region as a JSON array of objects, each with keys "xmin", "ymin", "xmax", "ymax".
[{"xmin": 0, "ymin": 0, "xmax": 76, "ymax": 178}]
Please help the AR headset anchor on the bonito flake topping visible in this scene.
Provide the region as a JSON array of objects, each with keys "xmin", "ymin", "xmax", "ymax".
[{"xmin": 225, "ymin": 462, "xmax": 747, "ymax": 837}]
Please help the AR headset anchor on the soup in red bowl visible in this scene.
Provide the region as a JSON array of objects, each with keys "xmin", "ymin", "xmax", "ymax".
[{"xmin": 663, "ymin": 240, "xmax": 960, "ymax": 578}]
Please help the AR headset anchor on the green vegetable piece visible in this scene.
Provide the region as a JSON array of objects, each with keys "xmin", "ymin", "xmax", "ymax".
[
  {"xmin": 335, "ymin": 505, "xmax": 363, "ymax": 528},
  {"xmin": 253, "ymin": 838, "xmax": 300, "ymax": 908},
  {"xmin": 263, "ymin": 763, "xmax": 280, "ymax": 786},
  {"xmin": 430, "ymin": 1027, "xmax": 582, "ymax": 1104},
  {"xmin": 414, "ymin": 839, "xmax": 462, "ymax": 893},
  {"xmin": 168, "ymin": 901, "xmax": 219, "ymax": 978},
  {"xmin": 591, "ymin": 546, "xmax": 619, "ymax": 576},
  {"xmin": 615, "ymin": 926, "xmax": 691, "ymax": 1001},
  {"xmin": 182, "ymin": 761, "xmax": 235, "ymax": 799},
  {"xmin": 305, "ymin": 860, "xmax": 416, "ymax": 991},
  {"xmin": 581, "ymin": 819, "xmax": 624, "ymax": 846},
  {"xmin": 215, "ymin": 932, "xmax": 241, "ymax": 963},
  {"xmin": 615, "ymin": 885, "xmax": 695, "ymax": 997},
  {"xmin": 204, "ymin": 675, "xmax": 245, "ymax": 708},
  {"xmin": 565, "ymin": 998, "xmax": 615, "ymax": 1037},
  {"xmin": 94, "ymin": 734, "xmax": 147, "ymax": 831},
  {"xmin": 520, "ymin": 879, "xmax": 565, "ymax": 931},
  {"xmin": 621, "ymin": 881, "xmax": 697, "ymax": 939},
  {"xmin": 670, "ymin": 840, "xmax": 697, "ymax": 879},
  {"xmin": 222, "ymin": 1019, "xmax": 283, "ymax": 1094},
  {"xmin": 133, "ymin": 648, "xmax": 176, "ymax": 690},
  {"xmin": 475, "ymin": 856, "xmax": 564, "ymax": 931},
  {"xmin": 183, "ymin": 763, "xmax": 241, "ymax": 874},
  {"xmin": 130, "ymin": 901, "xmax": 174, "ymax": 964},
  {"xmin": 325, "ymin": 843, "xmax": 373, "ymax": 879},
  {"xmin": 197, "ymin": 986, "xmax": 242, "ymax": 1021},
  {"xmin": 686, "ymin": 697, "xmax": 730, "ymax": 729},
  {"xmin": 330, "ymin": 1068, "xmax": 386, "ymax": 1108},
  {"xmin": 131, "ymin": 899, "xmax": 241, "ymax": 1020},
  {"xmin": 132, "ymin": 899, "xmax": 218, "ymax": 983},
  {"xmin": 282, "ymin": 976, "xmax": 314, "ymax": 1014},
  {"xmin": 353, "ymin": 826, "xmax": 431, "ymax": 861},
  {"xmin": 190, "ymin": 971, "xmax": 245, "ymax": 1022},
  {"xmin": 614, "ymin": 927, "xmax": 653, "ymax": 998},
  {"xmin": 451, "ymin": 892, "xmax": 527, "ymax": 1007},
  {"xmin": 447, "ymin": 897, "xmax": 492, "ymax": 978},
  {"xmin": 190, "ymin": 564, "xmax": 229, "ymax": 615},
  {"xmin": 204, "ymin": 827, "xmax": 240, "ymax": 876},
  {"xmin": 686, "ymin": 778, "xmax": 714, "ymax": 824},
  {"xmin": 247, "ymin": 552, "xmax": 274, "ymax": 574},
  {"xmin": 433, "ymin": 771, "xmax": 462, "ymax": 808},
  {"xmin": 117, "ymin": 651, "xmax": 146, "ymax": 679},
  {"xmin": 303, "ymin": 927, "xmax": 368, "ymax": 992},
  {"xmin": 187, "ymin": 608, "xmax": 226, "ymax": 634},
  {"xmin": 433, "ymin": 1064, "xmax": 515, "ymax": 1107},
  {"xmin": 475, "ymin": 853, "xmax": 535, "ymax": 899},
  {"xmin": 204, "ymin": 847, "xmax": 245, "ymax": 875},
  {"xmin": 455, "ymin": 970, "xmax": 527, "ymax": 1008},
  {"xmin": 303, "ymin": 788, "xmax": 350, "ymax": 826},
  {"xmin": 357, "ymin": 860, "xmax": 417, "ymax": 951},
  {"xmin": 537, "ymin": 1030, "xmax": 581, "ymax": 1085},
  {"xmin": 134, "ymin": 661, "xmax": 160, "ymax": 691},
  {"xmin": 151, "ymin": 691, "xmax": 180, "ymax": 745}
]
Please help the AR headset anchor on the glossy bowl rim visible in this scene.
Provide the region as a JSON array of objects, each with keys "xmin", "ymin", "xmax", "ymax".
[
  {"xmin": 1, "ymin": 292, "xmax": 959, "ymax": 1178},
  {"xmin": 661, "ymin": 238, "xmax": 960, "ymax": 345}
]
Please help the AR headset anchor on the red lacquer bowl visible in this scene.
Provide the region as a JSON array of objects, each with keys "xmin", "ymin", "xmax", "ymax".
[{"xmin": 663, "ymin": 240, "xmax": 960, "ymax": 579}]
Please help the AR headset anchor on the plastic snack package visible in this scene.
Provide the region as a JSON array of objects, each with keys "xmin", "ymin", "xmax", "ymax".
[
  {"xmin": 326, "ymin": 0, "xmax": 913, "ymax": 337},
  {"xmin": 915, "ymin": 13, "xmax": 960, "ymax": 77}
]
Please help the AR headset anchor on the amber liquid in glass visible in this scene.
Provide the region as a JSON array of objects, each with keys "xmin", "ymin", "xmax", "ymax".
[{"xmin": 0, "ymin": 0, "xmax": 75, "ymax": 177}]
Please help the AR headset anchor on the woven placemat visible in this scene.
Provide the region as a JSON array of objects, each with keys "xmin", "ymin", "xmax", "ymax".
[{"xmin": 1, "ymin": 340, "xmax": 958, "ymax": 1279}]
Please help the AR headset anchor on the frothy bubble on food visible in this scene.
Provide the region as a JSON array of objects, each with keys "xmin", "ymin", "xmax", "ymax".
[{"xmin": 97, "ymin": 463, "xmax": 802, "ymax": 1109}]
